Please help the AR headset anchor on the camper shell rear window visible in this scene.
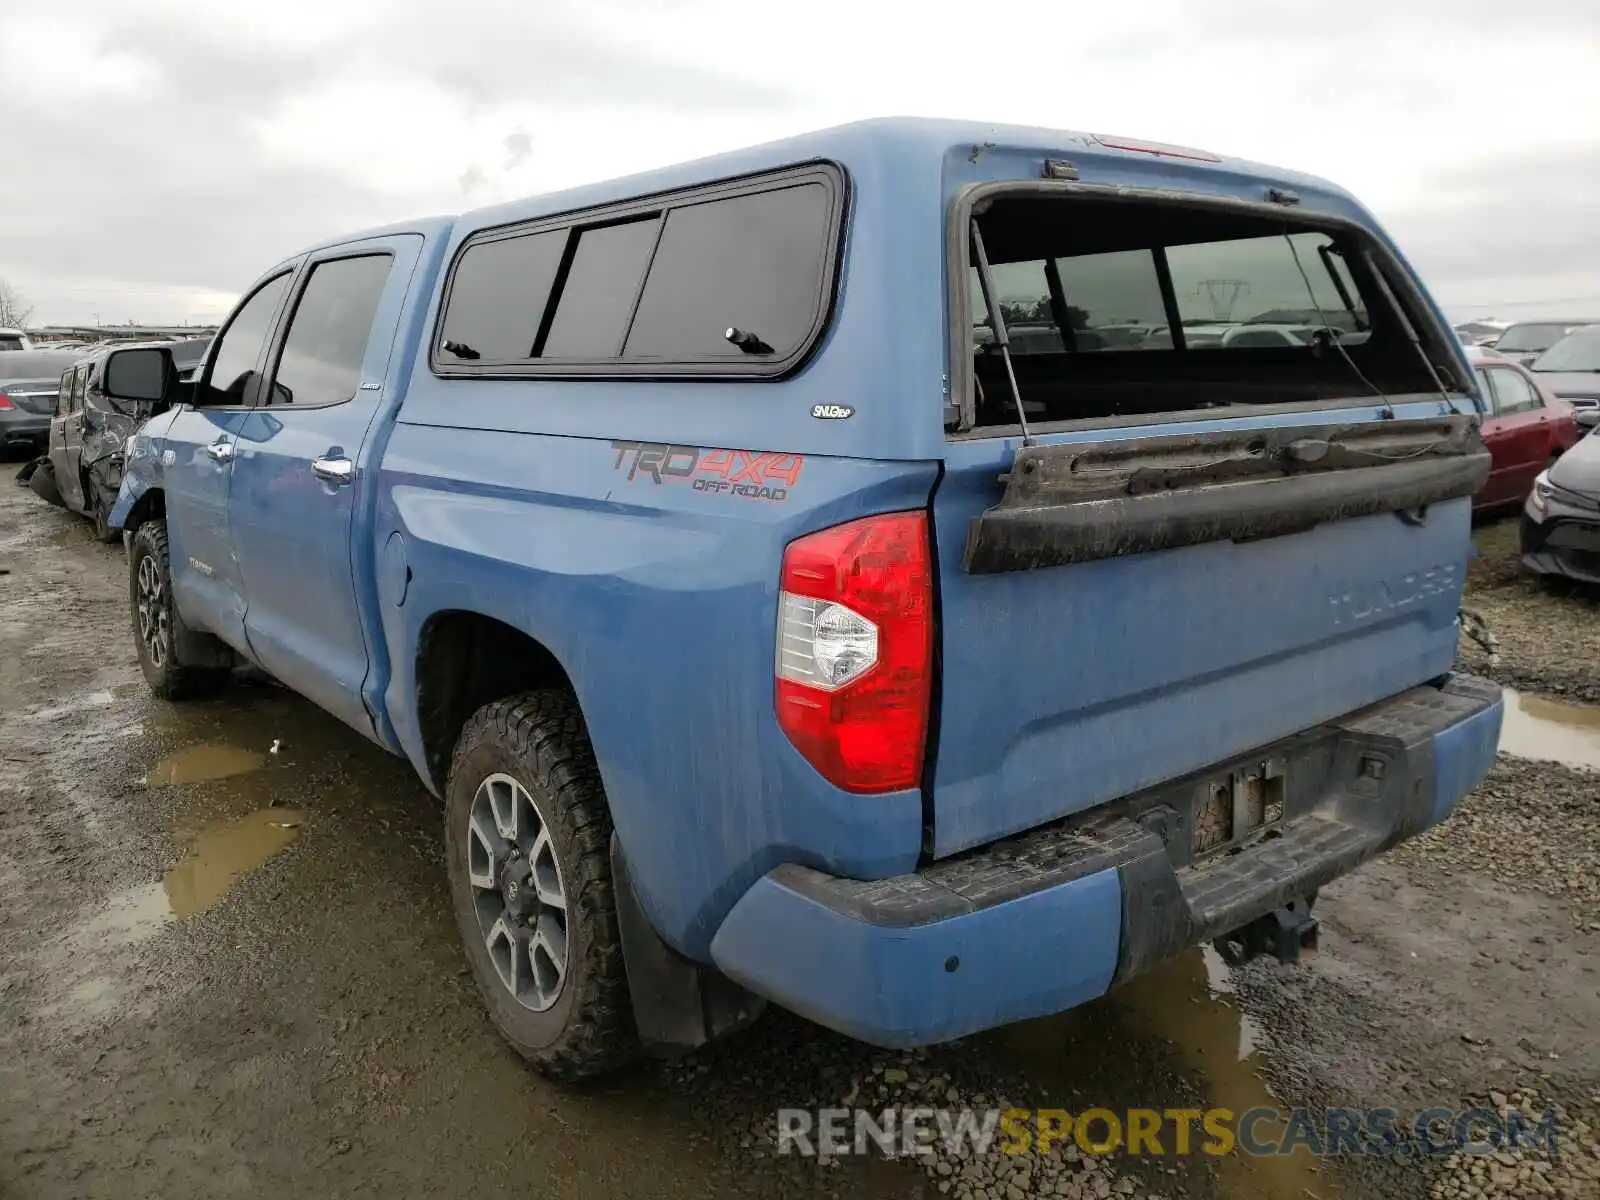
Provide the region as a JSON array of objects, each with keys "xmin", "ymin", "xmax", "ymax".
[{"xmin": 951, "ymin": 185, "xmax": 1462, "ymax": 434}]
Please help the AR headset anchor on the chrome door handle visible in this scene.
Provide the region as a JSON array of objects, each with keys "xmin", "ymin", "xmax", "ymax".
[
  {"xmin": 311, "ymin": 456, "xmax": 354, "ymax": 486},
  {"xmin": 205, "ymin": 439, "xmax": 234, "ymax": 462}
]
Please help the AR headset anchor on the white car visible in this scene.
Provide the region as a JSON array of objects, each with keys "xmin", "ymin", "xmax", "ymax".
[
  {"xmin": 1220, "ymin": 324, "xmax": 1319, "ymax": 348},
  {"xmin": 0, "ymin": 327, "xmax": 35, "ymax": 352},
  {"xmin": 1140, "ymin": 323, "xmax": 1237, "ymax": 349}
]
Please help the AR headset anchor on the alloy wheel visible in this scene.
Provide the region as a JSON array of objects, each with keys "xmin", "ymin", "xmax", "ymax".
[{"xmin": 466, "ymin": 772, "xmax": 569, "ymax": 1012}]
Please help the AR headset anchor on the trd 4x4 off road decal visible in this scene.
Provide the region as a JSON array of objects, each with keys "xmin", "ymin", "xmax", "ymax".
[{"xmin": 610, "ymin": 441, "xmax": 803, "ymax": 502}]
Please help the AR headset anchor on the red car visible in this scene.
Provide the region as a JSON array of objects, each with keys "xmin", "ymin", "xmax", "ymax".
[{"xmin": 1467, "ymin": 346, "xmax": 1580, "ymax": 511}]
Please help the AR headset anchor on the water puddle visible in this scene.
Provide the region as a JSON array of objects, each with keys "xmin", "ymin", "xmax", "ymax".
[
  {"xmin": 996, "ymin": 948, "xmax": 1331, "ymax": 1199},
  {"xmin": 1498, "ymin": 689, "xmax": 1600, "ymax": 771},
  {"xmin": 1115, "ymin": 949, "xmax": 1331, "ymax": 1199},
  {"xmin": 146, "ymin": 743, "xmax": 266, "ymax": 786},
  {"xmin": 163, "ymin": 808, "xmax": 306, "ymax": 918},
  {"xmin": 87, "ymin": 881, "xmax": 177, "ymax": 946}
]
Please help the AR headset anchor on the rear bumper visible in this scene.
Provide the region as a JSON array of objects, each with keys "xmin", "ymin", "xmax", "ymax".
[
  {"xmin": 710, "ymin": 674, "xmax": 1501, "ymax": 1047},
  {"xmin": 0, "ymin": 410, "xmax": 49, "ymax": 446}
]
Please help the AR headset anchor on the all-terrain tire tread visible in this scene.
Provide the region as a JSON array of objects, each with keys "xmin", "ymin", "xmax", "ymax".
[
  {"xmin": 449, "ymin": 689, "xmax": 638, "ymax": 1080},
  {"xmin": 129, "ymin": 521, "xmax": 227, "ymax": 701}
]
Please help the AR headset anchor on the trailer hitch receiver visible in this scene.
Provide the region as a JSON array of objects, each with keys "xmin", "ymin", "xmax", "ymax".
[{"xmin": 1214, "ymin": 897, "xmax": 1319, "ymax": 967}]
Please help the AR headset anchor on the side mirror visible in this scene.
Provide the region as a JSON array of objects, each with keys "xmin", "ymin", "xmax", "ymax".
[
  {"xmin": 1576, "ymin": 409, "xmax": 1599, "ymax": 431},
  {"xmin": 102, "ymin": 346, "xmax": 173, "ymax": 403}
]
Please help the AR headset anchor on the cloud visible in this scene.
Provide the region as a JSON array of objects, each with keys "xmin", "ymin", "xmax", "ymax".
[
  {"xmin": 503, "ymin": 132, "xmax": 534, "ymax": 171},
  {"xmin": 0, "ymin": 0, "xmax": 1595, "ymax": 325},
  {"xmin": 1383, "ymin": 144, "xmax": 1600, "ymax": 316}
]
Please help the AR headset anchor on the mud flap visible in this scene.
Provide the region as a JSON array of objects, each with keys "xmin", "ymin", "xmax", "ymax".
[{"xmin": 610, "ymin": 834, "xmax": 765, "ymax": 1056}]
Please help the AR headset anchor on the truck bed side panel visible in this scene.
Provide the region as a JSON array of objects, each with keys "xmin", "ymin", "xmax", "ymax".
[{"xmin": 375, "ymin": 426, "xmax": 937, "ymax": 959}]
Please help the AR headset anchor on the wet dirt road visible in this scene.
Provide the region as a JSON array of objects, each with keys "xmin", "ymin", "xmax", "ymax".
[{"xmin": 3, "ymin": 462, "xmax": 1598, "ymax": 1200}]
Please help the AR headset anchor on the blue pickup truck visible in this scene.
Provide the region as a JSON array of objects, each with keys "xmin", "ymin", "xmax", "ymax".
[{"xmin": 109, "ymin": 118, "xmax": 1503, "ymax": 1078}]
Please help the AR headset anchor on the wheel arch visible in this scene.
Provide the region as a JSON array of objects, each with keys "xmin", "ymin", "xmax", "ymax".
[
  {"xmin": 414, "ymin": 610, "xmax": 577, "ymax": 795},
  {"xmin": 120, "ymin": 486, "xmax": 166, "ymax": 536}
]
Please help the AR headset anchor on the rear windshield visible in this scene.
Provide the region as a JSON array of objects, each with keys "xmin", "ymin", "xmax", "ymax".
[
  {"xmin": 0, "ymin": 335, "xmax": 23, "ymax": 351},
  {"xmin": 1531, "ymin": 328, "xmax": 1600, "ymax": 372},
  {"xmin": 960, "ymin": 193, "xmax": 1450, "ymax": 430},
  {"xmin": 0, "ymin": 351, "xmax": 77, "ymax": 380}
]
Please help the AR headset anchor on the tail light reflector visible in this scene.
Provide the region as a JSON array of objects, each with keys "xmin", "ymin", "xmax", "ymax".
[{"xmin": 775, "ymin": 511, "xmax": 933, "ymax": 793}]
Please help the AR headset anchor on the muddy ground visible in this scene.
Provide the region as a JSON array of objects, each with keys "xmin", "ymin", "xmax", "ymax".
[{"xmin": 2, "ymin": 460, "xmax": 1598, "ymax": 1200}]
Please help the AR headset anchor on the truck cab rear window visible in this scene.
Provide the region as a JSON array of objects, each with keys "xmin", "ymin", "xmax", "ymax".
[
  {"xmin": 961, "ymin": 193, "xmax": 1447, "ymax": 431},
  {"xmin": 434, "ymin": 165, "xmax": 842, "ymax": 377}
]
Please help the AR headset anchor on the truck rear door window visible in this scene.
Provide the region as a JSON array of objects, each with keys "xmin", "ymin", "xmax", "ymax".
[
  {"xmin": 961, "ymin": 193, "xmax": 1449, "ymax": 431},
  {"xmin": 268, "ymin": 254, "xmax": 393, "ymax": 407}
]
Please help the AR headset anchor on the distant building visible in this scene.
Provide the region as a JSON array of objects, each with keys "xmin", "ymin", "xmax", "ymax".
[{"xmin": 27, "ymin": 323, "xmax": 218, "ymax": 345}]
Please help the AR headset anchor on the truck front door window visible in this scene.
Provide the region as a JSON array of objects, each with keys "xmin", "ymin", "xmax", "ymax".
[{"xmin": 197, "ymin": 273, "xmax": 291, "ymax": 408}]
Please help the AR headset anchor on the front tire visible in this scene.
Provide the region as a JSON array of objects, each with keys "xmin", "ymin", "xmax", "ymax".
[
  {"xmin": 90, "ymin": 489, "xmax": 118, "ymax": 543},
  {"xmin": 129, "ymin": 520, "xmax": 228, "ymax": 700},
  {"xmin": 445, "ymin": 691, "xmax": 637, "ymax": 1080}
]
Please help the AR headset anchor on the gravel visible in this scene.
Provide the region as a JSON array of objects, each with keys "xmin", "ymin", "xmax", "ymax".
[
  {"xmin": 1429, "ymin": 1087, "xmax": 1600, "ymax": 1200},
  {"xmin": 1460, "ymin": 518, "xmax": 1600, "ymax": 703},
  {"xmin": 1392, "ymin": 757, "xmax": 1600, "ymax": 932},
  {"xmin": 660, "ymin": 1013, "xmax": 1177, "ymax": 1200},
  {"xmin": 6, "ymin": 467, "xmax": 1598, "ymax": 1200}
]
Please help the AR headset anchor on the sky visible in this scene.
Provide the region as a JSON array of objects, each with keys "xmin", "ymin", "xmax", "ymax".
[{"xmin": 1, "ymin": 0, "xmax": 1596, "ymax": 328}]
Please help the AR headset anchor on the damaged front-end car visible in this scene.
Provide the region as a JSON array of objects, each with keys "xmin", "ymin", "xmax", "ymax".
[
  {"xmin": 15, "ymin": 454, "xmax": 67, "ymax": 507},
  {"xmin": 36, "ymin": 338, "xmax": 209, "ymax": 542},
  {"xmin": 1522, "ymin": 423, "xmax": 1600, "ymax": 584}
]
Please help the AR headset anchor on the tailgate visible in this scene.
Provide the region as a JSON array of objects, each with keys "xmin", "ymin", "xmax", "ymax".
[
  {"xmin": 928, "ymin": 167, "xmax": 1484, "ymax": 857},
  {"xmin": 928, "ymin": 417, "xmax": 1485, "ymax": 856}
]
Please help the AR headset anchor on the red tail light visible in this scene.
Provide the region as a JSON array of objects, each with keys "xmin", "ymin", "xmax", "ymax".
[
  {"xmin": 774, "ymin": 511, "xmax": 933, "ymax": 793},
  {"xmin": 0, "ymin": 393, "xmax": 12, "ymax": 409}
]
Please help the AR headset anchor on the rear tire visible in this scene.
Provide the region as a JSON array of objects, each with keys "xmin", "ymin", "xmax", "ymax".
[
  {"xmin": 445, "ymin": 690, "xmax": 638, "ymax": 1080},
  {"xmin": 129, "ymin": 520, "xmax": 229, "ymax": 700}
]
